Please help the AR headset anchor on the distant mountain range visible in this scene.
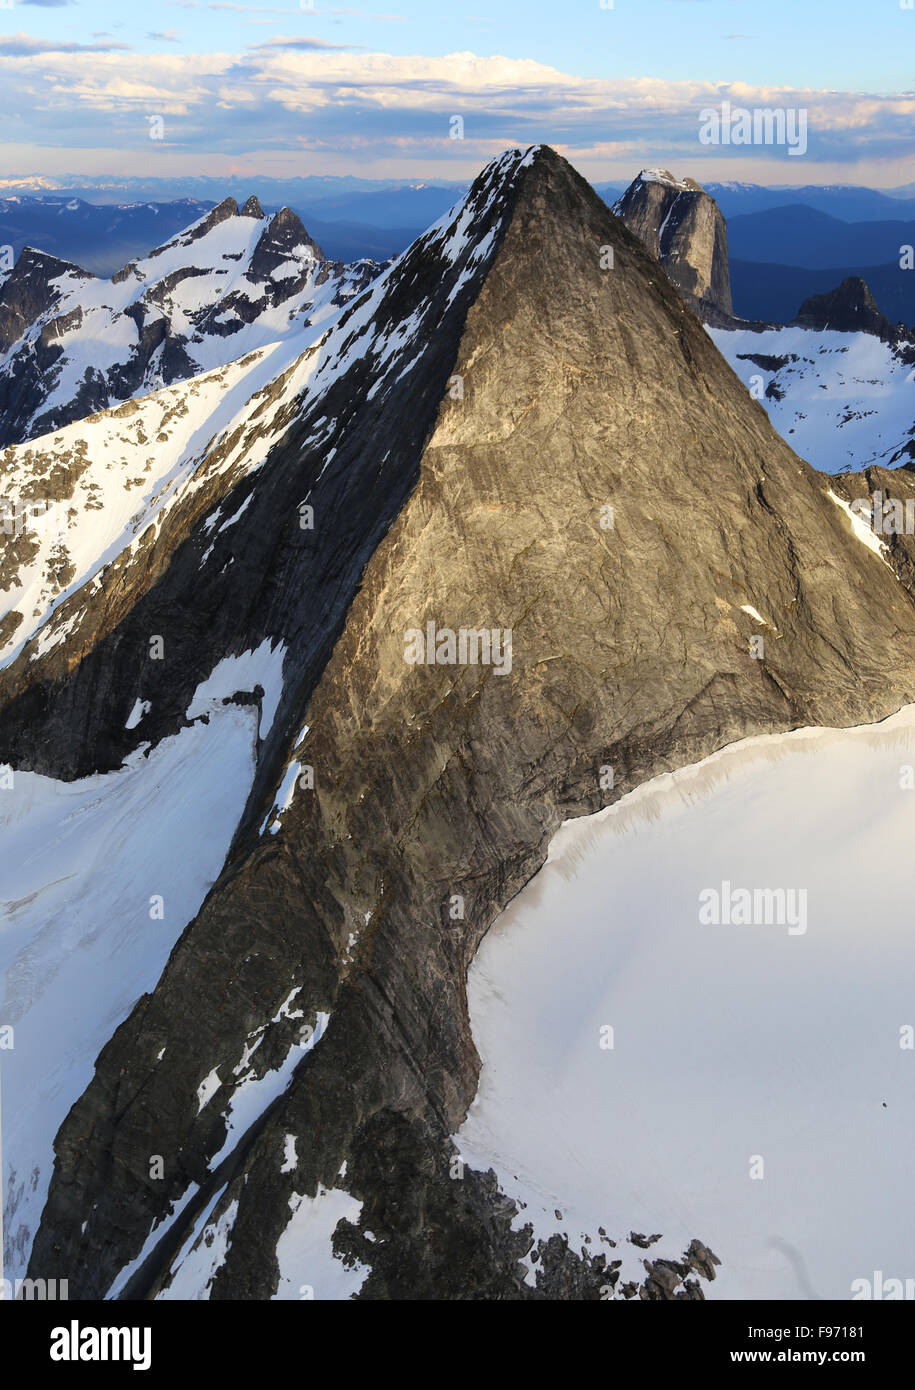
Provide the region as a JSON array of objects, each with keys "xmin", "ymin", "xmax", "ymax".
[
  {"xmin": 730, "ymin": 259, "xmax": 915, "ymax": 328},
  {"xmin": 6, "ymin": 176, "xmax": 915, "ymax": 328},
  {"xmin": 7, "ymin": 171, "xmax": 915, "ymax": 220},
  {"xmin": 722, "ymin": 203, "xmax": 915, "ymax": 325},
  {"xmin": 701, "ymin": 182, "xmax": 915, "ymax": 223},
  {"xmin": 0, "ymin": 173, "xmax": 468, "ymax": 202},
  {"xmin": 726, "ymin": 204, "xmax": 915, "ymax": 269}
]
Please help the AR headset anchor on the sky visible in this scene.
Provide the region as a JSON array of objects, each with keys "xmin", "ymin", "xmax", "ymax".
[{"xmin": 1, "ymin": 0, "xmax": 914, "ymax": 186}]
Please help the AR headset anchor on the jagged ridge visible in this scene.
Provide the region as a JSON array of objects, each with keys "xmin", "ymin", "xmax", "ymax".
[{"xmin": 0, "ymin": 197, "xmax": 379, "ymax": 448}]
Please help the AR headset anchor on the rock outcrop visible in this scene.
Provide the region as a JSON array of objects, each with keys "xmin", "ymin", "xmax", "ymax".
[
  {"xmin": 792, "ymin": 275, "xmax": 911, "ymax": 343},
  {"xmin": 612, "ymin": 168, "xmax": 735, "ymax": 323}
]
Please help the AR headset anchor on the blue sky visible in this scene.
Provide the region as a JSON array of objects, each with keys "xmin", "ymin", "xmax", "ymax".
[{"xmin": 2, "ymin": 0, "xmax": 913, "ymax": 184}]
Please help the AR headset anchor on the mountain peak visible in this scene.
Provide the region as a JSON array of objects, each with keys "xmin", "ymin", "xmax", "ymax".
[
  {"xmin": 247, "ymin": 206, "xmax": 326, "ymax": 276},
  {"xmin": 792, "ymin": 275, "xmax": 900, "ymax": 339},
  {"xmin": 240, "ymin": 194, "xmax": 264, "ymax": 218},
  {"xmin": 612, "ymin": 167, "xmax": 734, "ymax": 322},
  {"xmin": 636, "ymin": 168, "xmax": 705, "ymax": 194},
  {"xmin": 143, "ymin": 196, "xmax": 240, "ymax": 260}
]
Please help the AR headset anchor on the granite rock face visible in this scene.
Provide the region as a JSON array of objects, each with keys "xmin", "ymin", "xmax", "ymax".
[
  {"xmin": 11, "ymin": 146, "xmax": 915, "ymax": 1300},
  {"xmin": 612, "ymin": 169, "xmax": 734, "ymax": 323}
]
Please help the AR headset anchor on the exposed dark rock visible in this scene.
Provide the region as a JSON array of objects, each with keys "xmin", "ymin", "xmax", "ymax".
[
  {"xmin": 737, "ymin": 352, "xmax": 799, "ymax": 373},
  {"xmin": 0, "ymin": 246, "xmax": 91, "ymax": 352},
  {"xmin": 792, "ymin": 275, "xmax": 908, "ymax": 342}
]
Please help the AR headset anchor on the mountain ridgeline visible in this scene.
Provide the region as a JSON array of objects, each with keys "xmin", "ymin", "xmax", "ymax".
[{"xmin": 0, "ymin": 196, "xmax": 383, "ymax": 448}]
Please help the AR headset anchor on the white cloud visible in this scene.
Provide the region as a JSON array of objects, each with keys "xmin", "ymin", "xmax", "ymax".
[
  {"xmin": 0, "ymin": 42, "xmax": 911, "ymax": 180},
  {"xmin": 0, "ymin": 32, "xmax": 132, "ymax": 56}
]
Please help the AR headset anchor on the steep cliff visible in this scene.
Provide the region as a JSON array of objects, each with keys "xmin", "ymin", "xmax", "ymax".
[{"xmin": 613, "ymin": 169, "xmax": 735, "ymax": 323}]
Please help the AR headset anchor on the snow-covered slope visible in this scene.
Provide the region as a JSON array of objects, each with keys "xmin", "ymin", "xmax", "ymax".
[
  {"xmin": 0, "ymin": 688, "xmax": 263, "ymax": 1283},
  {"xmin": 710, "ymin": 324, "xmax": 915, "ymax": 472},
  {"xmin": 0, "ymin": 336, "xmax": 325, "ymax": 670},
  {"xmin": 0, "ymin": 198, "xmax": 382, "ymax": 447},
  {"xmin": 458, "ymin": 707, "xmax": 915, "ymax": 1300}
]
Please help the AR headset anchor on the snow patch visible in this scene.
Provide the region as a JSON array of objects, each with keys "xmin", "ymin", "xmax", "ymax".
[
  {"xmin": 280, "ymin": 1135, "xmax": 298, "ymax": 1174},
  {"xmin": 185, "ymin": 639, "xmax": 286, "ymax": 738},
  {"xmin": 125, "ymin": 698, "xmax": 151, "ymax": 730},
  {"xmin": 828, "ymin": 489, "xmax": 894, "ymax": 570},
  {"xmin": 273, "ymin": 1185, "xmax": 368, "ymax": 1301},
  {"xmin": 196, "ymin": 1068, "xmax": 221, "ymax": 1114}
]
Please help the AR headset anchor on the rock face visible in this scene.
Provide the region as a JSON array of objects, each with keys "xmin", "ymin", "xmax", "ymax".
[
  {"xmin": 10, "ymin": 146, "xmax": 915, "ymax": 1300},
  {"xmin": 612, "ymin": 169, "xmax": 734, "ymax": 323},
  {"xmin": 0, "ymin": 198, "xmax": 381, "ymax": 448},
  {"xmin": 0, "ymin": 247, "xmax": 94, "ymax": 354},
  {"xmin": 792, "ymin": 275, "xmax": 908, "ymax": 341}
]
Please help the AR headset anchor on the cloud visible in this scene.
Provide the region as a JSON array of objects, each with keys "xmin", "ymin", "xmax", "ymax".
[
  {"xmin": 0, "ymin": 33, "xmax": 132, "ymax": 56},
  {"xmin": 250, "ymin": 34, "xmax": 365, "ymax": 49},
  {"xmin": 0, "ymin": 43, "xmax": 911, "ymax": 180},
  {"xmin": 148, "ymin": 31, "xmax": 182, "ymax": 43},
  {"xmin": 19, "ymin": 2, "xmax": 76, "ymax": 8}
]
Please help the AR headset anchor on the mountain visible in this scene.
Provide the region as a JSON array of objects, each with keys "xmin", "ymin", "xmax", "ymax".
[
  {"xmin": 0, "ymin": 198, "xmax": 384, "ymax": 448},
  {"xmin": 708, "ymin": 299, "xmax": 915, "ymax": 472},
  {"xmin": 615, "ymin": 185, "xmax": 915, "ymax": 473},
  {"xmin": 705, "ymin": 181, "xmax": 915, "ymax": 223},
  {"xmin": 730, "ymin": 258, "xmax": 915, "ymax": 328},
  {"xmin": 5, "ymin": 146, "xmax": 915, "ymax": 1302},
  {"xmin": 0, "ymin": 196, "xmax": 217, "ymax": 278},
  {"xmin": 0, "ymin": 194, "xmax": 436, "ymax": 277},
  {"xmin": 726, "ymin": 203, "xmax": 915, "ymax": 269},
  {"xmin": 612, "ymin": 169, "xmax": 734, "ymax": 323},
  {"xmin": 711, "ymin": 259, "xmax": 915, "ymax": 476},
  {"xmin": 793, "ymin": 275, "xmax": 906, "ymax": 339}
]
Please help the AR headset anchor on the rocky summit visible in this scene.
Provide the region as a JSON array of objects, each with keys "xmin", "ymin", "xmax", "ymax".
[
  {"xmin": 612, "ymin": 168, "xmax": 735, "ymax": 324},
  {"xmin": 4, "ymin": 146, "xmax": 915, "ymax": 1302},
  {"xmin": 792, "ymin": 274, "xmax": 909, "ymax": 341}
]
